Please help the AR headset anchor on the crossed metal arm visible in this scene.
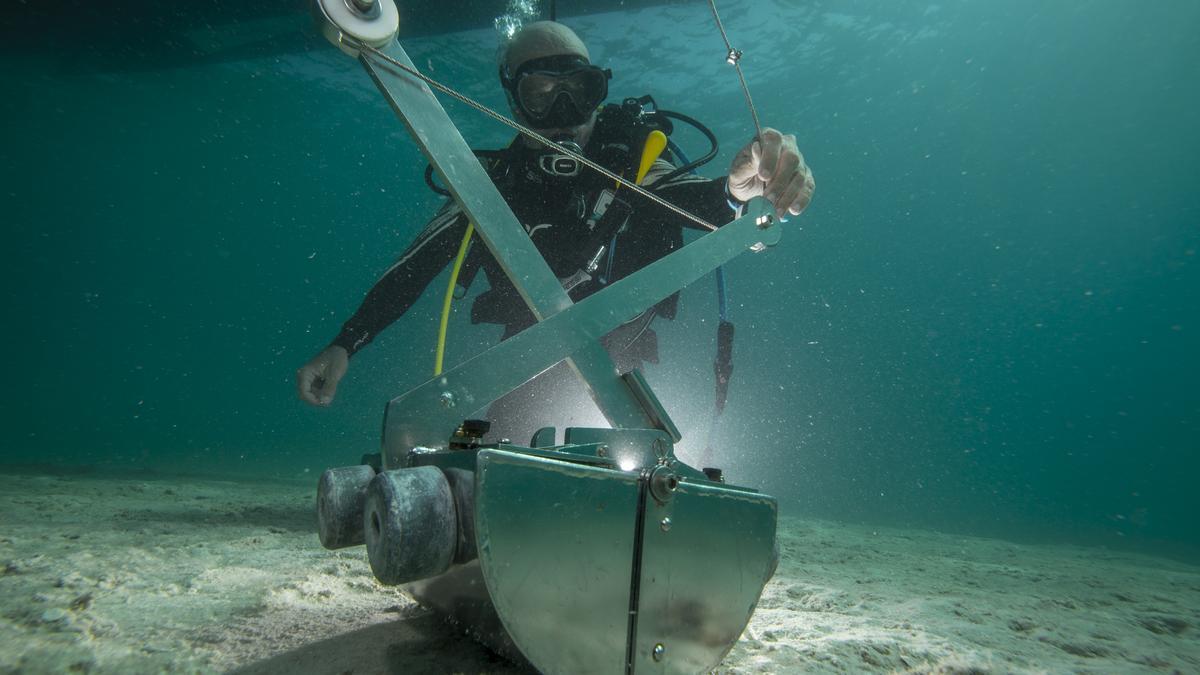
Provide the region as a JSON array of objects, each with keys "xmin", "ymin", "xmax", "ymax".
[{"xmin": 358, "ymin": 43, "xmax": 780, "ymax": 466}]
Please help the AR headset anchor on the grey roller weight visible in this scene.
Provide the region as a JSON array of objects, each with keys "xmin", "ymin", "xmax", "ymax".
[
  {"xmin": 316, "ymin": 464, "xmax": 377, "ymax": 550},
  {"xmin": 363, "ymin": 466, "xmax": 456, "ymax": 585}
]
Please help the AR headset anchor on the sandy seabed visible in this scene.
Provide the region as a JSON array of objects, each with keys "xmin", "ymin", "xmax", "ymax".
[{"xmin": 0, "ymin": 471, "xmax": 1196, "ymax": 674}]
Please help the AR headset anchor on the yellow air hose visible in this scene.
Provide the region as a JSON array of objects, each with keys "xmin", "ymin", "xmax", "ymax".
[
  {"xmin": 434, "ymin": 221, "xmax": 474, "ymax": 376},
  {"xmin": 434, "ymin": 130, "xmax": 669, "ymax": 376}
]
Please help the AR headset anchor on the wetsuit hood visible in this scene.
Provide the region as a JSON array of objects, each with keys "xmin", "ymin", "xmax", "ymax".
[{"xmin": 500, "ymin": 21, "xmax": 590, "ymax": 74}]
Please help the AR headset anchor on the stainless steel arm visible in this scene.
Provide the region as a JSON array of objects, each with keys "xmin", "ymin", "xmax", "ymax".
[
  {"xmin": 360, "ymin": 43, "xmax": 664, "ymax": 446},
  {"xmin": 381, "ymin": 194, "xmax": 778, "ymax": 464}
]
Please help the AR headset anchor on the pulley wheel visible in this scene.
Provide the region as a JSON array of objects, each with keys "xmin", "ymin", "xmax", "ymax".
[{"xmin": 313, "ymin": 0, "xmax": 400, "ymax": 57}]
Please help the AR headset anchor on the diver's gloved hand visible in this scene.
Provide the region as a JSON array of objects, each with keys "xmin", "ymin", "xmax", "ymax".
[
  {"xmin": 727, "ymin": 127, "xmax": 815, "ymax": 220},
  {"xmin": 296, "ymin": 345, "xmax": 349, "ymax": 407}
]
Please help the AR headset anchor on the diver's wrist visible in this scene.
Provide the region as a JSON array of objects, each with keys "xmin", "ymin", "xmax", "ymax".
[{"xmin": 724, "ymin": 179, "xmax": 745, "ymax": 211}]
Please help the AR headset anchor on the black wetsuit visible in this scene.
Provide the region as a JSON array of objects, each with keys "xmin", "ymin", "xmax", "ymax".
[{"xmin": 330, "ymin": 117, "xmax": 737, "ymax": 442}]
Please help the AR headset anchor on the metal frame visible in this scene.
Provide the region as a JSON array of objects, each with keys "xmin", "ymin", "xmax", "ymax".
[
  {"xmin": 314, "ymin": 34, "xmax": 787, "ymax": 675},
  {"xmin": 357, "ymin": 44, "xmax": 778, "ymax": 466}
]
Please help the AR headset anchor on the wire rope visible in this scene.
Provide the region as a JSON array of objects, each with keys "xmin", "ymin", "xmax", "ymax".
[
  {"xmin": 707, "ymin": 0, "xmax": 763, "ymax": 142},
  {"xmin": 352, "ymin": 40, "xmax": 718, "ymax": 232}
]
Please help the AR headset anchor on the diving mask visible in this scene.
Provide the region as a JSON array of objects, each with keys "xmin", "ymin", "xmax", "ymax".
[{"xmin": 501, "ymin": 55, "xmax": 611, "ymax": 129}]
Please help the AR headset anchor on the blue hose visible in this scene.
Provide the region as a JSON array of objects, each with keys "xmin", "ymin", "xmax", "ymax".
[{"xmin": 669, "ymin": 140, "xmax": 729, "ymax": 322}]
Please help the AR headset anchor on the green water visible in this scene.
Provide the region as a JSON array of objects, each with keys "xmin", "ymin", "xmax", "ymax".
[{"xmin": 3, "ymin": 0, "xmax": 1198, "ymax": 559}]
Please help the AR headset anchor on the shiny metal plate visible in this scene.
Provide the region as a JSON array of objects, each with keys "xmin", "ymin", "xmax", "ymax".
[
  {"xmin": 632, "ymin": 481, "xmax": 777, "ymax": 673},
  {"xmin": 475, "ymin": 449, "xmax": 640, "ymax": 675},
  {"xmin": 473, "ymin": 448, "xmax": 777, "ymax": 674}
]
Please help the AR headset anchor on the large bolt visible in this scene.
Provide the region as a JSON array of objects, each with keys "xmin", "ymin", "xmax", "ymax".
[
  {"xmin": 652, "ymin": 643, "xmax": 666, "ymax": 661},
  {"xmin": 649, "ymin": 466, "xmax": 679, "ymax": 504}
]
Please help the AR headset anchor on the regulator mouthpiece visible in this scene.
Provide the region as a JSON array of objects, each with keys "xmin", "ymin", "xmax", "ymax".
[{"xmin": 537, "ymin": 138, "xmax": 584, "ymax": 178}]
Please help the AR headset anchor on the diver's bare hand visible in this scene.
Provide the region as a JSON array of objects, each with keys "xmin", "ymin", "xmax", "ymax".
[
  {"xmin": 727, "ymin": 128, "xmax": 815, "ymax": 219},
  {"xmin": 296, "ymin": 345, "xmax": 349, "ymax": 406}
]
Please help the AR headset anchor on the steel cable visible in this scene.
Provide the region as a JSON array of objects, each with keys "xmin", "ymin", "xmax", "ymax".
[
  {"xmin": 707, "ymin": 0, "xmax": 764, "ymax": 142},
  {"xmin": 352, "ymin": 40, "xmax": 718, "ymax": 231}
]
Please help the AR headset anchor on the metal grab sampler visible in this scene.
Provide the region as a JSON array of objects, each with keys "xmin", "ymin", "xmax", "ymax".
[{"xmin": 310, "ymin": 3, "xmax": 782, "ymax": 673}]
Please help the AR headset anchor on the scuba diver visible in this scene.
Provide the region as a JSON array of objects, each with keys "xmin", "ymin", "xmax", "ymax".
[{"xmin": 296, "ymin": 21, "xmax": 815, "ymax": 443}]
